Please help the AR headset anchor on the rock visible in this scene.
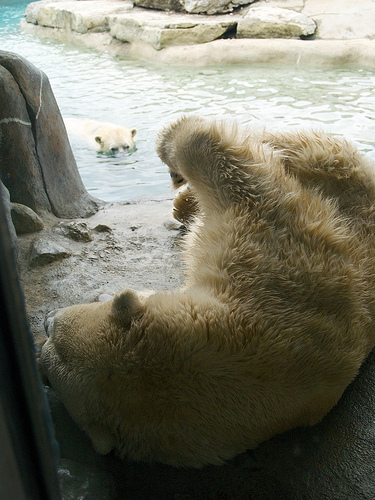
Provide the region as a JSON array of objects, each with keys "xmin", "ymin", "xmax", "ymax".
[
  {"xmin": 97, "ymin": 293, "xmax": 114, "ymax": 302},
  {"xmin": 237, "ymin": 6, "xmax": 316, "ymax": 39},
  {"xmin": 20, "ymin": 0, "xmax": 375, "ymax": 65},
  {"xmin": 57, "ymin": 221, "xmax": 93, "ymax": 242},
  {"xmin": 26, "ymin": 0, "xmax": 255, "ymax": 17},
  {"xmin": 94, "ymin": 224, "xmax": 112, "ymax": 233},
  {"xmin": 183, "ymin": 0, "xmax": 255, "ymax": 15},
  {"xmin": 24, "ymin": 0, "xmax": 239, "ymax": 48},
  {"xmin": 0, "ymin": 63, "xmax": 51, "ymax": 214},
  {"xmin": 20, "ymin": 19, "xmax": 375, "ymax": 68},
  {"xmin": 302, "ymin": 0, "xmax": 375, "ymax": 39},
  {"xmin": 11, "ymin": 203, "xmax": 44, "ymax": 234},
  {"xmin": 0, "ymin": 50, "xmax": 100, "ymax": 218},
  {"xmin": 109, "ymin": 11, "xmax": 237, "ymax": 50},
  {"xmin": 134, "ymin": 0, "xmax": 183, "ymax": 12},
  {"xmin": 163, "ymin": 219, "xmax": 183, "ymax": 230},
  {"xmin": 25, "ymin": 0, "xmax": 134, "ymax": 33},
  {"xmin": 0, "ymin": 181, "xmax": 18, "ymax": 259},
  {"xmin": 29, "ymin": 238, "xmax": 71, "ymax": 267},
  {"xmin": 135, "ymin": 0, "xmax": 256, "ymax": 15},
  {"xmin": 256, "ymin": 0, "xmax": 305, "ymax": 9}
]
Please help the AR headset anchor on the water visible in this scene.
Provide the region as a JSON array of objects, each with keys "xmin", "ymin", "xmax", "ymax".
[{"xmin": 1, "ymin": 1, "xmax": 375, "ymax": 202}]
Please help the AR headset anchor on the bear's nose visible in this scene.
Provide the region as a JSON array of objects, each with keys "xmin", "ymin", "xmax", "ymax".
[{"xmin": 44, "ymin": 309, "xmax": 59, "ymax": 337}]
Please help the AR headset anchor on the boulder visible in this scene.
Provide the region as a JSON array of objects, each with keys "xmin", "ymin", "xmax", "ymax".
[
  {"xmin": 11, "ymin": 203, "xmax": 44, "ymax": 234},
  {"xmin": 0, "ymin": 50, "xmax": 100, "ymax": 218},
  {"xmin": 183, "ymin": 0, "xmax": 255, "ymax": 15},
  {"xmin": 0, "ymin": 181, "xmax": 18, "ymax": 259},
  {"xmin": 25, "ymin": 0, "xmax": 133, "ymax": 34},
  {"xmin": 237, "ymin": 6, "xmax": 316, "ymax": 38},
  {"xmin": 57, "ymin": 221, "xmax": 93, "ymax": 242},
  {"xmin": 133, "ymin": 0, "xmax": 184, "ymax": 12},
  {"xmin": 29, "ymin": 238, "xmax": 71, "ymax": 268},
  {"xmin": 109, "ymin": 11, "xmax": 237, "ymax": 50},
  {"xmin": 134, "ymin": 0, "xmax": 256, "ymax": 15}
]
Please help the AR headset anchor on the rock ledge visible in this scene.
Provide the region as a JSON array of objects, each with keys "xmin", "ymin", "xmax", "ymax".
[{"xmin": 21, "ymin": 0, "xmax": 375, "ymax": 68}]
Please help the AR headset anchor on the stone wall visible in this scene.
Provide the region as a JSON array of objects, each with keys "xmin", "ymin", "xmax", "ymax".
[{"xmin": 0, "ymin": 50, "xmax": 100, "ymax": 220}]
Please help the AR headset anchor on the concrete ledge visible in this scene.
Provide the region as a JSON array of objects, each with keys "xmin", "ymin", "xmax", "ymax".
[{"xmin": 19, "ymin": 20, "xmax": 375, "ymax": 68}]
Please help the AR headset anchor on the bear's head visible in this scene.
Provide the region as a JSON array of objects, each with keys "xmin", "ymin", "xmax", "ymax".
[
  {"xmin": 95, "ymin": 126, "xmax": 137, "ymax": 153},
  {"xmin": 39, "ymin": 288, "xmax": 255, "ymax": 467},
  {"xmin": 40, "ymin": 291, "xmax": 145, "ymax": 456}
]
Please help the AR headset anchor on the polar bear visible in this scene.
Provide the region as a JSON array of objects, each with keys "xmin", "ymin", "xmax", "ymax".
[
  {"xmin": 64, "ymin": 117, "xmax": 137, "ymax": 153},
  {"xmin": 39, "ymin": 115, "xmax": 375, "ymax": 468}
]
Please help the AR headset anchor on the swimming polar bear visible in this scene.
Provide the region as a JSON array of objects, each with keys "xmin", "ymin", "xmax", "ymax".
[
  {"xmin": 40, "ymin": 115, "xmax": 375, "ymax": 467},
  {"xmin": 64, "ymin": 117, "xmax": 137, "ymax": 153}
]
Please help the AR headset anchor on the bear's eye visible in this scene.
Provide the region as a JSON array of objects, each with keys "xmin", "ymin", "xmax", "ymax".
[{"xmin": 110, "ymin": 147, "xmax": 118, "ymax": 154}]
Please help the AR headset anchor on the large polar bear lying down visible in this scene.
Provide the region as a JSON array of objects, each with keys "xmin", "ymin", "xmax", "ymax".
[
  {"xmin": 64, "ymin": 117, "xmax": 137, "ymax": 153},
  {"xmin": 40, "ymin": 115, "xmax": 375, "ymax": 467}
]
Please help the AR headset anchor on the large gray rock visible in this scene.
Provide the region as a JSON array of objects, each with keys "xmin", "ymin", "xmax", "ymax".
[
  {"xmin": 29, "ymin": 237, "xmax": 71, "ymax": 268},
  {"xmin": 11, "ymin": 203, "xmax": 44, "ymax": 234},
  {"xmin": 0, "ymin": 50, "xmax": 100, "ymax": 218},
  {"xmin": 109, "ymin": 11, "xmax": 237, "ymax": 50},
  {"xmin": 237, "ymin": 6, "xmax": 316, "ymax": 38},
  {"xmin": 0, "ymin": 181, "xmax": 18, "ymax": 260},
  {"xmin": 57, "ymin": 221, "xmax": 93, "ymax": 242},
  {"xmin": 135, "ymin": 0, "xmax": 256, "ymax": 15},
  {"xmin": 25, "ymin": 1, "xmax": 239, "ymax": 49},
  {"xmin": 183, "ymin": 0, "xmax": 255, "ymax": 14}
]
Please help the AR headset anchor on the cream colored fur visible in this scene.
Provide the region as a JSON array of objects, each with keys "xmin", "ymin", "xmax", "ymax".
[
  {"xmin": 40, "ymin": 115, "xmax": 375, "ymax": 467},
  {"xmin": 64, "ymin": 117, "xmax": 137, "ymax": 153}
]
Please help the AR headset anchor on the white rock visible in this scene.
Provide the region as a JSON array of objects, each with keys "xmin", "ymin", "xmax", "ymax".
[
  {"xmin": 183, "ymin": 0, "xmax": 256, "ymax": 15},
  {"xmin": 237, "ymin": 6, "xmax": 316, "ymax": 39},
  {"xmin": 301, "ymin": 0, "xmax": 375, "ymax": 39},
  {"xmin": 254, "ymin": 0, "xmax": 305, "ymax": 11},
  {"xmin": 23, "ymin": 1, "xmax": 42, "ymax": 24},
  {"xmin": 134, "ymin": 0, "xmax": 256, "ymax": 15},
  {"xmin": 109, "ymin": 11, "xmax": 236, "ymax": 50},
  {"xmin": 25, "ymin": 0, "xmax": 133, "ymax": 34},
  {"xmin": 20, "ymin": 0, "xmax": 375, "ymax": 65}
]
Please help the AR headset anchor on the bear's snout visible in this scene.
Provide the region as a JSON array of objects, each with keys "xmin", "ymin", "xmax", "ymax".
[
  {"xmin": 44, "ymin": 309, "xmax": 59, "ymax": 338},
  {"xmin": 110, "ymin": 145, "xmax": 129, "ymax": 154}
]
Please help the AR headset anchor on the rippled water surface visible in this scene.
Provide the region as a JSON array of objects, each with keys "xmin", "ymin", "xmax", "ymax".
[{"xmin": 2, "ymin": 0, "xmax": 375, "ymax": 201}]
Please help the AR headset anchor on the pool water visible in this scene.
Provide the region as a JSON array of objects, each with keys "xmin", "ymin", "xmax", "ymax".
[{"xmin": 1, "ymin": 0, "xmax": 375, "ymax": 202}]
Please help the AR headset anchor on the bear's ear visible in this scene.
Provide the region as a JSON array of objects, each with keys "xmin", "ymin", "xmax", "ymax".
[
  {"xmin": 131, "ymin": 128, "xmax": 137, "ymax": 138},
  {"xmin": 95, "ymin": 136, "xmax": 102, "ymax": 145},
  {"xmin": 111, "ymin": 290, "xmax": 143, "ymax": 327}
]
